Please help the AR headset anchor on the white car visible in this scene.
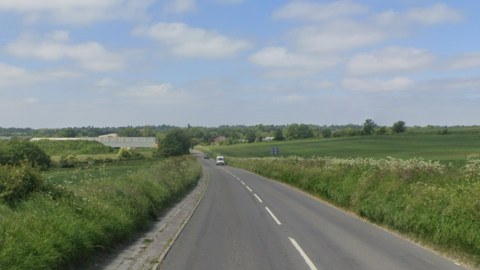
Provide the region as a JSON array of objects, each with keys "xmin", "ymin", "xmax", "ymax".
[{"xmin": 216, "ymin": 156, "xmax": 226, "ymax": 166}]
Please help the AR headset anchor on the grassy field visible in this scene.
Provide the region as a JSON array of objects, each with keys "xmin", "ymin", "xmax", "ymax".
[{"xmin": 198, "ymin": 134, "xmax": 480, "ymax": 165}]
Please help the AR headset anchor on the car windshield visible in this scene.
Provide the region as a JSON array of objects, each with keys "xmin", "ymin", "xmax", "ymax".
[{"xmin": 217, "ymin": 158, "xmax": 224, "ymax": 161}]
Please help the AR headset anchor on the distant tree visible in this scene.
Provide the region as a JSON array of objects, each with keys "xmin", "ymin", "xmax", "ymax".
[
  {"xmin": 378, "ymin": 127, "xmax": 387, "ymax": 135},
  {"xmin": 363, "ymin": 119, "xmax": 376, "ymax": 135},
  {"xmin": 0, "ymin": 139, "xmax": 51, "ymax": 169},
  {"xmin": 284, "ymin": 124, "xmax": 299, "ymax": 139},
  {"xmin": 142, "ymin": 125, "xmax": 156, "ymax": 137},
  {"xmin": 274, "ymin": 128, "xmax": 284, "ymax": 141},
  {"xmin": 87, "ymin": 131, "xmax": 98, "ymax": 137},
  {"xmin": 245, "ymin": 132, "xmax": 256, "ymax": 143},
  {"xmin": 257, "ymin": 135, "xmax": 263, "ymax": 142},
  {"xmin": 392, "ymin": 121, "xmax": 407, "ymax": 133},
  {"xmin": 64, "ymin": 128, "xmax": 77, "ymax": 138},
  {"xmin": 297, "ymin": 124, "xmax": 314, "ymax": 139},
  {"xmin": 321, "ymin": 128, "xmax": 332, "ymax": 138},
  {"xmin": 118, "ymin": 127, "xmax": 142, "ymax": 137}
]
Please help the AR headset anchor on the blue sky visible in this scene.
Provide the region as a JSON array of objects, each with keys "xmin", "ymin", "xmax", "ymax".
[{"xmin": 1, "ymin": 0, "xmax": 480, "ymax": 128}]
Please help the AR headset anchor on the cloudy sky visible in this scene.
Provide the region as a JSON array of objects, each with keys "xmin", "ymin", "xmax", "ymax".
[{"xmin": 1, "ymin": 0, "xmax": 479, "ymax": 128}]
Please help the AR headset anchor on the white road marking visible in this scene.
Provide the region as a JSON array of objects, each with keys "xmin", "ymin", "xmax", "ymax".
[
  {"xmin": 246, "ymin": 186, "xmax": 252, "ymax": 192},
  {"xmin": 241, "ymin": 181, "xmax": 246, "ymax": 185},
  {"xmin": 233, "ymin": 175, "xmax": 236, "ymax": 177},
  {"xmin": 289, "ymin": 237, "xmax": 318, "ymax": 270},
  {"xmin": 265, "ymin": 207, "xmax": 281, "ymax": 225},
  {"xmin": 254, "ymin": 194, "xmax": 263, "ymax": 203},
  {"xmin": 236, "ymin": 177, "xmax": 240, "ymax": 180}
]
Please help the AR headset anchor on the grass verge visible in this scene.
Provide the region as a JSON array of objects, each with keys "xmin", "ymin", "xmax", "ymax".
[
  {"xmin": 227, "ymin": 155, "xmax": 480, "ymax": 267},
  {"xmin": 0, "ymin": 155, "xmax": 202, "ymax": 270}
]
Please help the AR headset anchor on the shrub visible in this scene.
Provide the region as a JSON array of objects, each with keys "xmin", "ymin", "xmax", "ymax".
[
  {"xmin": 321, "ymin": 128, "xmax": 332, "ymax": 138},
  {"xmin": 156, "ymin": 128, "xmax": 191, "ymax": 157},
  {"xmin": 59, "ymin": 154, "xmax": 77, "ymax": 168},
  {"xmin": 0, "ymin": 162, "xmax": 44, "ymax": 204},
  {"xmin": 118, "ymin": 148, "xmax": 133, "ymax": 158},
  {"xmin": 0, "ymin": 139, "xmax": 51, "ymax": 170},
  {"xmin": 392, "ymin": 121, "xmax": 406, "ymax": 133}
]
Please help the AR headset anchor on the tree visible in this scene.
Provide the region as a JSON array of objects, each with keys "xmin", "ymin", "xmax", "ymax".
[
  {"xmin": 118, "ymin": 127, "xmax": 142, "ymax": 137},
  {"xmin": 64, "ymin": 128, "xmax": 77, "ymax": 138},
  {"xmin": 142, "ymin": 125, "xmax": 156, "ymax": 137},
  {"xmin": 156, "ymin": 128, "xmax": 191, "ymax": 157},
  {"xmin": 363, "ymin": 119, "xmax": 376, "ymax": 135},
  {"xmin": 245, "ymin": 132, "xmax": 256, "ymax": 143},
  {"xmin": 0, "ymin": 139, "xmax": 51, "ymax": 169},
  {"xmin": 274, "ymin": 128, "xmax": 284, "ymax": 141},
  {"xmin": 378, "ymin": 127, "xmax": 387, "ymax": 135},
  {"xmin": 321, "ymin": 128, "xmax": 332, "ymax": 138},
  {"xmin": 284, "ymin": 124, "xmax": 299, "ymax": 139},
  {"xmin": 297, "ymin": 124, "xmax": 314, "ymax": 139},
  {"xmin": 392, "ymin": 121, "xmax": 406, "ymax": 133}
]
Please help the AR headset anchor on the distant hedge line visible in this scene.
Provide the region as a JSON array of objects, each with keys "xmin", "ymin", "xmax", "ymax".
[{"xmin": 31, "ymin": 139, "xmax": 118, "ymax": 156}]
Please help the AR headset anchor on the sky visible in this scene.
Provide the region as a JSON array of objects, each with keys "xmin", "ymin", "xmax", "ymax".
[{"xmin": 1, "ymin": 0, "xmax": 480, "ymax": 128}]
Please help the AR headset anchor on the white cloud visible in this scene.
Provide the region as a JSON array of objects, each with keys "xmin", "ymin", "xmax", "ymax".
[
  {"xmin": 346, "ymin": 46, "xmax": 437, "ymax": 75},
  {"xmin": 133, "ymin": 22, "xmax": 250, "ymax": 59},
  {"xmin": 420, "ymin": 76, "xmax": 480, "ymax": 91},
  {"xmin": 288, "ymin": 20, "xmax": 391, "ymax": 53},
  {"xmin": 0, "ymin": 62, "xmax": 83, "ymax": 89},
  {"xmin": 0, "ymin": 0, "xmax": 153, "ymax": 24},
  {"xmin": 445, "ymin": 52, "xmax": 480, "ymax": 70},
  {"xmin": 249, "ymin": 47, "xmax": 343, "ymax": 79},
  {"xmin": 376, "ymin": 4, "xmax": 464, "ymax": 26},
  {"xmin": 116, "ymin": 83, "xmax": 193, "ymax": 104},
  {"xmin": 95, "ymin": 77, "xmax": 119, "ymax": 88},
  {"xmin": 272, "ymin": 0, "xmax": 369, "ymax": 22},
  {"xmin": 342, "ymin": 77, "xmax": 415, "ymax": 92},
  {"xmin": 272, "ymin": 94, "xmax": 305, "ymax": 103},
  {"xmin": 300, "ymin": 80, "xmax": 335, "ymax": 90},
  {"xmin": 4, "ymin": 31, "xmax": 126, "ymax": 72},
  {"xmin": 163, "ymin": 0, "xmax": 196, "ymax": 14}
]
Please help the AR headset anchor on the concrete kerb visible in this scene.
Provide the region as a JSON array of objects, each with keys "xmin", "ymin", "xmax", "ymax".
[{"xmin": 152, "ymin": 168, "xmax": 210, "ymax": 270}]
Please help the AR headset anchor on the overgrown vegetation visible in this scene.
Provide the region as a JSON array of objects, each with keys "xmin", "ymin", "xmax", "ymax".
[
  {"xmin": 227, "ymin": 155, "xmax": 480, "ymax": 266},
  {"xmin": 155, "ymin": 127, "xmax": 191, "ymax": 157},
  {"xmin": 0, "ymin": 155, "xmax": 201, "ymax": 270}
]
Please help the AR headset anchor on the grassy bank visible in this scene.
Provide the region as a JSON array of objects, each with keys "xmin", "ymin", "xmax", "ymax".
[
  {"xmin": 228, "ymin": 155, "xmax": 480, "ymax": 266},
  {"xmin": 198, "ymin": 134, "xmax": 480, "ymax": 166},
  {"xmin": 0, "ymin": 155, "xmax": 202, "ymax": 270},
  {"xmin": 31, "ymin": 140, "xmax": 118, "ymax": 156}
]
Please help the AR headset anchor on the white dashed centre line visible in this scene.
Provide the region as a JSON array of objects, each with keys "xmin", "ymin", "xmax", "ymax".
[
  {"xmin": 236, "ymin": 177, "xmax": 240, "ymax": 180},
  {"xmin": 289, "ymin": 237, "xmax": 318, "ymax": 270},
  {"xmin": 254, "ymin": 194, "xmax": 263, "ymax": 203},
  {"xmin": 265, "ymin": 207, "xmax": 281, "ymax": 225},
  {"xmin": 246, "ymin": 186, "xmax": 252, "ymax": 192},
  {"xmin": 240, "ymin": 181, "xmax": 245, "ymax": 185}
]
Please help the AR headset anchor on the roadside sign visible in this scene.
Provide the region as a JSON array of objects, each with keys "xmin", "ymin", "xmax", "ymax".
[{"xmin": 271, "ymin": 147, "xmax": 279, "ymax": 157}]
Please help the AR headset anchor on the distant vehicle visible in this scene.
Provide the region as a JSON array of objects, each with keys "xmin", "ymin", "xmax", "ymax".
[
  {"xmin": 216, "ymin": 156, "xmax": 225, "ymax": 166},
  {"xmin": 204, "ymin": 154, "xmax": 210, "ymax": 159}
]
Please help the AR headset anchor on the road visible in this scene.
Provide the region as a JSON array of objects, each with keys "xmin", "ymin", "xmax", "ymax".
[{"xmin": 160, "ymin": 152, "xmax": 468, "ymax": 270}]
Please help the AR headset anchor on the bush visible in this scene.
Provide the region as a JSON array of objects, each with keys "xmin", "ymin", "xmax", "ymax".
[
  {"xmin": 118, "ymin": 148, "xmax": 133, "ymax": 158},
  {"xmin": 321, "ymin": 128, "xmax": 332, "ymax": 138},
  {"xmin": 0, "ymin": 162, "xmax": 45, "ymax": 204},
  {"xmin": 392, "ymin": 121, "xmax": 406, "ymax": 133},
  {"xmin": 59, "ymin": 154, "xmax": 76, "ymax": 168},
  {"xmin": 32, "ymin": 140, "xmax": 117, "ymax": 156},
  {"xmin": 0, "ymin": 139, "xmax": 51, "ymax": 170}
]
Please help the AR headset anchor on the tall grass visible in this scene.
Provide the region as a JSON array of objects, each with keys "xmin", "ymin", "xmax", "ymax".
[
  {"xmin": 228, "ymin": 154, "xmax": 480, "ymax": 265},
  {"xmin": 0, "ymin": 155, "xmax": 202, "ymax": 270}
]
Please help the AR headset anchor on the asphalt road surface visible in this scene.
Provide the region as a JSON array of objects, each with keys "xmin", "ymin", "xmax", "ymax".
[{"xmin": 160, "ymin": 152, "xmax": 469, "ymax": 270}]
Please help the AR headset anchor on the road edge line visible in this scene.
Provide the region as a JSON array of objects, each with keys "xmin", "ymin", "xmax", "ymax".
[{"xmin": 152, "ymin": 167, "xmax": 210, "ymax": 270}]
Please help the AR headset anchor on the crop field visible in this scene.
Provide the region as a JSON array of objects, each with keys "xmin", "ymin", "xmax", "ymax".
[{"xmin": 198, "ymin": 134, "xmax": 480, "ymax": 165}]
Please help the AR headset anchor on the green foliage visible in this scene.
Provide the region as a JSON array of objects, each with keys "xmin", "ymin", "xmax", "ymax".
[
  {"xmin": 59, "ymin": 154, "xmax": 77, "ymax": 168},
  {"xmin": 245, "ymin": 132, "xmax": 256, "ymax": 143},
  {"xmin": 32, "ymin": 140, "xmax": 117, "ymax": 156},
  {"xmin": 227, "ymin": 155, "xmax": 480, "ymax": 265},
  {"xmin": 0, "ymin": 156, "xmax": 202, "ymax": 270},
  {"xmin": 284, "ymin": 123, "xmax": 314, "ymax": 139},
  {"xmin": 363, "ymin": 119, "xmax": 376, "ymax": 135},
  {"xmin": 274, "ymin": 128, "xmax": 284, "ymax": 141},
  {"xmin": 392, "ymin": 121, "xmax": 407, "ymax": 133},
  {"xmin": 0, "ymin": 162, "xmax": 45, "ymax": 204},
  {"xmin": 118, "ymin": 127, "xmax": 142, "ymax": 137},
  {"xmin": 156, "ymin": 128, "xmax": 191, "ymax": 157},
  {"xmin": 438, "ymin": 128, "xmax": 448, "ymax": 135},
  {"xmin": 0, "ymin": 139, "xmax": 51, "ymax": 170},
  {"xmin": 118, "ymin": 148, "xmax": 133, "ymax": 158},
  {"xmin": 321, "ymin": 128, "xmax": 332, "ymax": 138},
  {"xmin": 377, "ymin": 127, "xmax": 387, "ymax": 135}
]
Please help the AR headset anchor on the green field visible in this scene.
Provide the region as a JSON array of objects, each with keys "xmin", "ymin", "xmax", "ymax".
[{"xmin": 198, "ymin": 134, "xmax": 480, "ymax": 165}]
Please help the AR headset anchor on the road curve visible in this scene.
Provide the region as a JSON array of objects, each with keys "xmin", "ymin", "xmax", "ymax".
[{"xmin": 160, "ymin": 152, "xmax": 469, "ymax": 270}]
